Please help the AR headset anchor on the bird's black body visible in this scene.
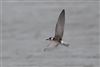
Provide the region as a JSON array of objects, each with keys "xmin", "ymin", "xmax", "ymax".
[{"xmin": 53, "ymin": 36, "xmax": 62, "ymax": 43}]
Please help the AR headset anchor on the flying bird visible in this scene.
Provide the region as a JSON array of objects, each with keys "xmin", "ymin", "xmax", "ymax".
[{"xmin": 44, "ymin": 9, "xmax": 69, "ymax": 51}]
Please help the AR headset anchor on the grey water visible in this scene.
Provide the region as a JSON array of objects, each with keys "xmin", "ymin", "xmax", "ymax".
[{"xmin": 1, "ymin": 0, "xmax": 100, "ymax": 67}]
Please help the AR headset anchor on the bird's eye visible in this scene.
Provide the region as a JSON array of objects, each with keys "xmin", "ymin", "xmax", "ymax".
[{"xmin": 49, "ymin": 37, "xmax": 53, "ymax": 39}]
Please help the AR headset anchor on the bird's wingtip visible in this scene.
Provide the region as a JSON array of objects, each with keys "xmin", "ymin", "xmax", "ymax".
[
  {"xmin": 61, "ymin": 9, "xmax": 65, "ymax": 14},
  {"xmin": 62, "ymin": 9, "xmax": 65, "ymax": 12}
]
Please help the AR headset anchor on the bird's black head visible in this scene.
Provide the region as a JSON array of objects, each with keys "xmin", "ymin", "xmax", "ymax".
[{"xmin": 46, "ymin": 37, "xmax": 53, "ymax": 40}]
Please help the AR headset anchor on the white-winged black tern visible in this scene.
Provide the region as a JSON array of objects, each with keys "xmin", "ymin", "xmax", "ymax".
[{"xmin": 44, "ymin": 9, "xmax": 69, "ymax": 51}]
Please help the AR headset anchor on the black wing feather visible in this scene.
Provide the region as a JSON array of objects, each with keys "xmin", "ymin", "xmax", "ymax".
[{"xmin": 54, "ymin": 9, "xmax": 65, "ymax": 41}]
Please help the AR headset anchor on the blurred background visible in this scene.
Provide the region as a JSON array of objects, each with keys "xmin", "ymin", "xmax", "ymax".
[{"xmin": 1, "ymin": 0, "xmax": 100, "ymax": 67}]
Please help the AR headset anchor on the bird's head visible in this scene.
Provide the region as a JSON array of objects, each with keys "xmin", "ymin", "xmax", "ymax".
[{"xmin": 46, "ymin": 37, "xmax": 53, "ymax": 40}]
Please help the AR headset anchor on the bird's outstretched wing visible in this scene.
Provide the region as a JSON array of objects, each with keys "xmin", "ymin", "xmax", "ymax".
[
  {"xmin": 54, "ymin": 9, "xmax": 65, "ymax": 41},
  {"xmin": 43, "ymin": 41, "xmax": 59, "ymax": 51}
]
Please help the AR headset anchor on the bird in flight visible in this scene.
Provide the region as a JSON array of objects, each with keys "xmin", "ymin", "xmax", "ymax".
[{"xmin": 44, "ymin": 9, "xmax": 69, "ymax": 51}]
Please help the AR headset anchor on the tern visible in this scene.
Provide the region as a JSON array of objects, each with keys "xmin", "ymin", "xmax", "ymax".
[{"xmin": 44, "ymin": 9, "xmax": 69, "ymax": 51}]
